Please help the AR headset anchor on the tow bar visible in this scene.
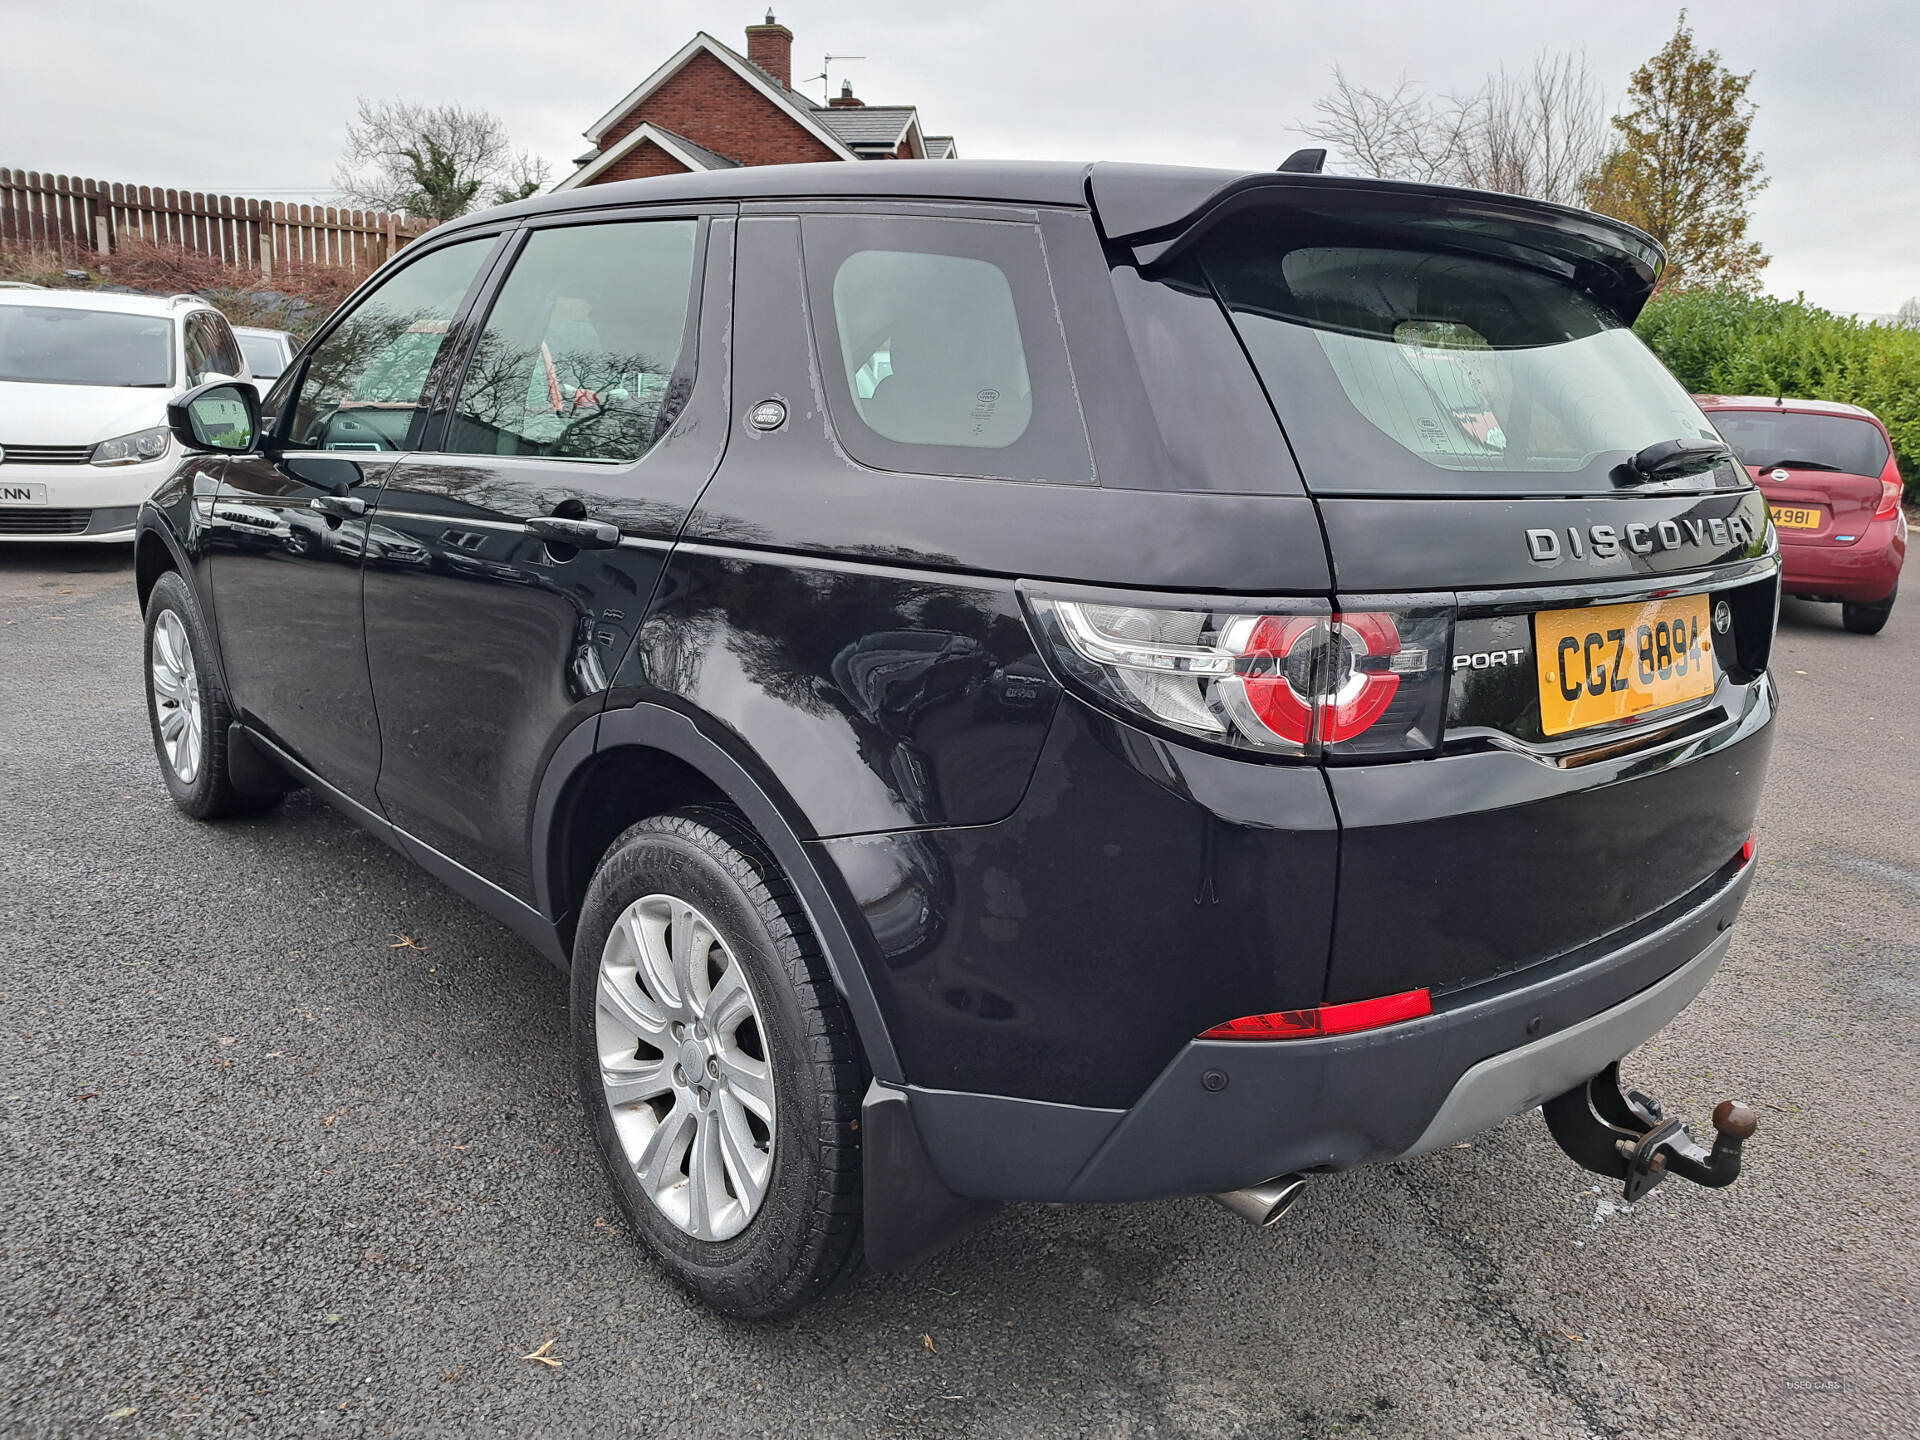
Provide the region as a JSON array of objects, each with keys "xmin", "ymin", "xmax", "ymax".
[{"xmin": 1542, "ymin": 1061, "xmax": 1759, "ymax": 1203}]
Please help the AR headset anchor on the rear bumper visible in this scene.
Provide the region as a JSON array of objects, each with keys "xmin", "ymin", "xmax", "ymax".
[
  {"xmin": 895, "ymin": 857, "xmax": 1754, "ymax": 1203},
  {"xmin": 1780, "ymin": 510, "xmax": 1905, "ymax": 602}
]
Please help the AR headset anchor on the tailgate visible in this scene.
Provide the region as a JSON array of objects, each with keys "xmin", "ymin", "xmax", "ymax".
[{"xmin": 1317, "ymin": 491, "xmax": 1779, "ymax": 1001}]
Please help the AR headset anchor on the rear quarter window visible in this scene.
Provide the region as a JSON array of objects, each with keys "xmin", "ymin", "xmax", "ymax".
[{"xmin": 803, "ymin": 213, "xmax": 1092, "ymax": 484}]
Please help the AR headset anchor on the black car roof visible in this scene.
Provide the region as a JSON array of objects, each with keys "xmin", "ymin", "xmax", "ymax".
[
  {"xmin": 460, "ymin": 160, "xmax": 1100, "ymax": 230},
  {"xmin": 442, "ymin": 158, "xmax": 1665, "ymax": 320}
]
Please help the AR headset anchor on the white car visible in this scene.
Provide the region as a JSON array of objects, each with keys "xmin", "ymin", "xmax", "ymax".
[
  {"xmin": 233, "ymin": 325, "xmax": 296, "ymax": 397},
  {"xmin": 0, "ymin": 289, "xmax": 253, "ymax": 542}
]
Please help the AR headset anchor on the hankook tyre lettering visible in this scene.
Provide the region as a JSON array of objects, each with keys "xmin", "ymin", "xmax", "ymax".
[{"xmin": 134, "ymin": 159, "xmax": 1781, "ymax": 1315}]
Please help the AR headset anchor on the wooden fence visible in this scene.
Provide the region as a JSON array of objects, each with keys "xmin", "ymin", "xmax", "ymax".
[{"xmin": 0, "ymin": 168, "xmax": 432, "ymax": 277}]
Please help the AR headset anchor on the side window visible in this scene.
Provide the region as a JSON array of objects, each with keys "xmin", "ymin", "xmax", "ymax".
[
  {"xmin": 443, "ymin": 219, "xmax": 699, "ymax": 462},
  {"xmin": 182, "ymin": 314, "xmax": 216, "ymax": 384},
  {"xmin": 286, "ymin": 238, "xmax": 494, "ymax": 453},
  {"xmin": 205, "ymin": 312, "xmax": 244, "ymax": 379},
  {"xmin": 803, "ymin": 214, "xmax": 1091, "ymax": 483}
]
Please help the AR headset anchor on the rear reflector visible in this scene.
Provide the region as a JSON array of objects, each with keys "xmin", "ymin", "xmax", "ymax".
[
  {"xmin": 1200, "ymin": 988, "xmax": 1433, "ymax": 1041},
  {"xmin": 1740, "ymin": 832, "xmax": 1756, "ymax": 864}
]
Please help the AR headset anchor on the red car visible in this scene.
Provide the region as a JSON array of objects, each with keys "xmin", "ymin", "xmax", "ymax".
[{"xmin": 1696, "ymin": 396, "xmax": 1907, "ymax": 634}]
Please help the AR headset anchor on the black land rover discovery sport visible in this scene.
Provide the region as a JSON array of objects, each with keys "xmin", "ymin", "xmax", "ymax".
[{"xmin": 138, "ymin": 160, "xmax": 1777, "ymax": 1317}]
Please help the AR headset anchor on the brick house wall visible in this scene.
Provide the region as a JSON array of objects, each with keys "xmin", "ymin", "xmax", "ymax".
[
  {"xmin": 598, "ymin": 51, "xmax": 839, "ymax": 168},
  {"xmin": 593, "ymin": 140, "xmax": 702, "ymax": 183}
]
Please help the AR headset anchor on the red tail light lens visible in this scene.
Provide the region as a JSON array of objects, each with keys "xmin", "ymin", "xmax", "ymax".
[
  {"xmin": 1201, "ymin": 988, "xmax": 1433, "ymax": 1040},
  {"xmin": 1740, "ymin": 831, "xmax": 1756, "ymax": 865},
  {"xmin": 1028, "ymin": 594, "xmax": 1450, "ymax": 759},
  {"xmin": 1876, "ymin": 478, "xmax": 1903, "ymax": 520}
]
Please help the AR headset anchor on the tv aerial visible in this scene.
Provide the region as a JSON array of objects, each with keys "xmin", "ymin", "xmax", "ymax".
[{"xmin": 803, "ymin": 54, "xmax": 865, "ymax": 102}]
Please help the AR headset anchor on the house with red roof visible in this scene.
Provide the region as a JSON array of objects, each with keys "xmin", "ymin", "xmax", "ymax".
[{"xmin": 557, "ymin": 12, "xmax": 958, "ymax": 191}]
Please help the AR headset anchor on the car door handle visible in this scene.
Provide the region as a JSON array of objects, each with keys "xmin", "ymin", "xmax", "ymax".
[
  {"xmin": 524, "ymin": 515, "xmax": 620, "ymax": 549},
  {"xmin": 309, "ymin": 494, "xmax": 366, "ymax": 518}
]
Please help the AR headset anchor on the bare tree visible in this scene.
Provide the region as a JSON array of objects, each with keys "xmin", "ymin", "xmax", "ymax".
[
  {"xmin": 1458, "ymin": 52, "xmax": 1610, "ymax": 207},
  {"xmin": 334, "ymin": 98, "xmax": 551, "ymax": 222},
  {"xmin": 1297, "ymin": 68, "xmax": 1474, "ymax": 184},
  {"xmin": 1297, "ymin": 51, "xmax": 1608, "ymax": 207},
  {"xmin": 1896, "ymin": 297, "xmax": 1920, "ymax": 331}
]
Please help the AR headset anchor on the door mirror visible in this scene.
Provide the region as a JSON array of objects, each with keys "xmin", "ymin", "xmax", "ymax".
[{"xmin": 167, "ymin": 381, "xmax": 260, "ymax": 453}]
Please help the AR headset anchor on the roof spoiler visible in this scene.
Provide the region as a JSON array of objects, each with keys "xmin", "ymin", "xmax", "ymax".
[{"xmin": 1086, "ymin": 164, "xmax": 1668, "ymax": 324}]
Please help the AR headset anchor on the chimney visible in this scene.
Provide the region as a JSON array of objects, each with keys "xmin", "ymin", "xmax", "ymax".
[
  {"xmin": 745, "ymin": 10, "xmax": 793, "ymax": 90},
  {"xmin": 829, "ymin": 79, "xmax": 864, "ymax": 108}
]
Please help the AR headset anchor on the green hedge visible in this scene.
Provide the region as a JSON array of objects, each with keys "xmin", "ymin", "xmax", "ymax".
[{"xmin": 1635, "ymin": 288, "xmax": 1920, "ymax": 502}]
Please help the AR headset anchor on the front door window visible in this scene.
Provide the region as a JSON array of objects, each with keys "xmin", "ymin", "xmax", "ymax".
[{"xmin": 286, "ymin": 239, "xmax": 495, "ymax": 453}]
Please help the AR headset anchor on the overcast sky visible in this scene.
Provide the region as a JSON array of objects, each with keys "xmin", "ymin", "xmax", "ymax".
[{"xmin": 3, "ymin": 0, "xmax": 1912, "ymax": 315}]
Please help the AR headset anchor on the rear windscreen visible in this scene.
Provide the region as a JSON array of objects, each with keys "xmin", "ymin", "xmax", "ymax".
[
  {"xmin": 1708, "ymin": 409, "xmax": 1889, "ymax": 477},
  {"xmin": 237, "ymin": 334, "xmax": 286, "ymax": 378},
  {"xmin": 1194, "ymin": 207, "xmax": 1723, "ymax": 495}
]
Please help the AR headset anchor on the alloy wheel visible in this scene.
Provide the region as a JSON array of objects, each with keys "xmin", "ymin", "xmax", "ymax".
[
  {"xmin": 595, "ymin": 893, "xmax": 776, "ymax": 1241},
  {"xmin": 151, "ymin": 609, "xmax": 204, "ymax": 785}
]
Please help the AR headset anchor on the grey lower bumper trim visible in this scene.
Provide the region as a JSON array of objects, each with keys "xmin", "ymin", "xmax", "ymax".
[{"xmin": 1400, "ymin": 928, "xmax": 1732, "ymax": 1158}]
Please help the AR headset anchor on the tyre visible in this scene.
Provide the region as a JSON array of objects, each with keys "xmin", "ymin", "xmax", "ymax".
[
  {"xmin": 1842, "ymin": 587, "xmax": 1895, "ymax": 635},
  {"xmin": 143, "ymin": 570, "xmax": 281, "ymax": 820},
  {"xmin": 571, "ymin": 807, "xmax": 865, "ymax": 1318}
]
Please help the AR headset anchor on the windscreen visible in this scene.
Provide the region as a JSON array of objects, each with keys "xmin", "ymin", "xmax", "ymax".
[
  {"xmin": 1708, "ymin": 409, "xmax": 1889, "ymax": 477},
  {"xmin": 0, "ymin": 305, "xmax": 174, "ymax": 387},
  {"xmin": 1195, "ymin": 206, "xmax": 1722, "ymax": 495},
  {"xmin": 237, "ymin": 334, "xmax": 286, "ymax": 379}
]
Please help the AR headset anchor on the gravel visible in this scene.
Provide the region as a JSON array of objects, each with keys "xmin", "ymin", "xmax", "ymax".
[{"xmin": 2, "ymin": 547, "xmax": 1914, "ymax": 1438}]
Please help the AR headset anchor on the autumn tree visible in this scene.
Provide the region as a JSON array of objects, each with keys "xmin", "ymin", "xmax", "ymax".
[
  {"xmin": 335, "ymin": 98, "xmax": 551, "ymax": 222},
  {"xmin": 1586, "ymin": 13, "xmax": 1768, "ymax": 290}
]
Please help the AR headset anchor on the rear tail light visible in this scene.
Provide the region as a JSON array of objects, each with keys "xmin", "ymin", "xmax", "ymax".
[
  {"xmin": 1028, "ymin": 594, "xmax": 1450, "ymax": 758},
  {"xmin": 1876, "ymin": 478, "xmax": 1903, "ymax": 520},
  {"xmin": 1740, "ymin": 831, "xmax": 1756, "ymax": 865},
  {"xmin": 1201, "ymin": 988, "xmax": 1433, "ymax": 1040}
]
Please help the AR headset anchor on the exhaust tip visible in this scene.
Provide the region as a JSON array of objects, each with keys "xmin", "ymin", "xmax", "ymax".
[{"xmin": 1212, "ymin": 1173, "xmax": 1308, "ymax": 1228}]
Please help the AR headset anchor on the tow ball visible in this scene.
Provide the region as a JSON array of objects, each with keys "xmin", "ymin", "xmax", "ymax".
[{"xmin": 1542, "ymin": 1061, "xmax": 1759, "ymax": 1203}]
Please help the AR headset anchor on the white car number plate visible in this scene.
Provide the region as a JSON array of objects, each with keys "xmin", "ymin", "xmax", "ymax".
[{"xmin": 0, "ymin": 481, "xmax": 50, "ymax": 506}]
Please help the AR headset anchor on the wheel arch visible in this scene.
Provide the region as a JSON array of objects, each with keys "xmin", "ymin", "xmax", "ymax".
[
  {"xmin": 134, "ymin": 517, "xmax": 182, "ymax": 613},
  {"xmin": 535, "ymin": 702, "xmax": 904, "ymax": 1083}
]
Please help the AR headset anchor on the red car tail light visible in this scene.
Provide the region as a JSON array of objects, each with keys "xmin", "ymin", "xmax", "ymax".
[
  {"xmin": 1028, "ymin": 593, "xmax": 1450, "ymax": 759},
  {"xmin": 1200, "ymin": 988, "xmax": 1433, "ymax": 1040},
  {"xmin": 1875, "ymin": 478, "xmax": 1903, "ymax": 520}
]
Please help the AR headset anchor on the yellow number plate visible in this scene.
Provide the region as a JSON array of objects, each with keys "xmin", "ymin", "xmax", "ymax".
[
  {"xmin": 1770, "ymin": 506, "xmax": 1821, "ymax": 530},
  {"xmin": 1535, "ymin": 595, "xmax": 1716, "ymax": 737}
]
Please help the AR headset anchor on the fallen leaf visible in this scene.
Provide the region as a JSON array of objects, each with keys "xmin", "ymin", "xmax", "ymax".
[
  {"xmin": 389, "ymin": 934, "xmax": 427, "ymax": 951},
  {"xmin": 922, "ymin": 1333, "xmax": 938, "ymax": 1354},
  {"xmin": 322, "ymin": 1114, "xmax": 339, "ymax": 1127},
  {"xmin": 522, "ymin": 1337, "xmax": 562, "ymax": 1369},
  {"xmin": 77, "ymin": 1092, "xmax": 99, "ymax": 1101},
  {"xmin": 104, "ymin": 1407, "xmax": 137, "ymax": 1420},
  {"xmin": 218, "ymin": 1037, "xmax": 236, "ymax": 1046},
  {"xmin": 1560, "ymin": 1331, "xmax": 1584, "ymax": 1342},
  {"xmin": 323, "ymin": 1313, "xmax": 342, "ymax": 1325}
]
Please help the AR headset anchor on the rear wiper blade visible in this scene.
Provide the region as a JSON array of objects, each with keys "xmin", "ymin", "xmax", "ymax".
[
  {"xmin": 1756, "ymin": 458, "xmax": 1846, "ymax": 472},
  {"xmin": 1617, "ymin": 437, "xmax": 1735, "ymax": 485}
]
